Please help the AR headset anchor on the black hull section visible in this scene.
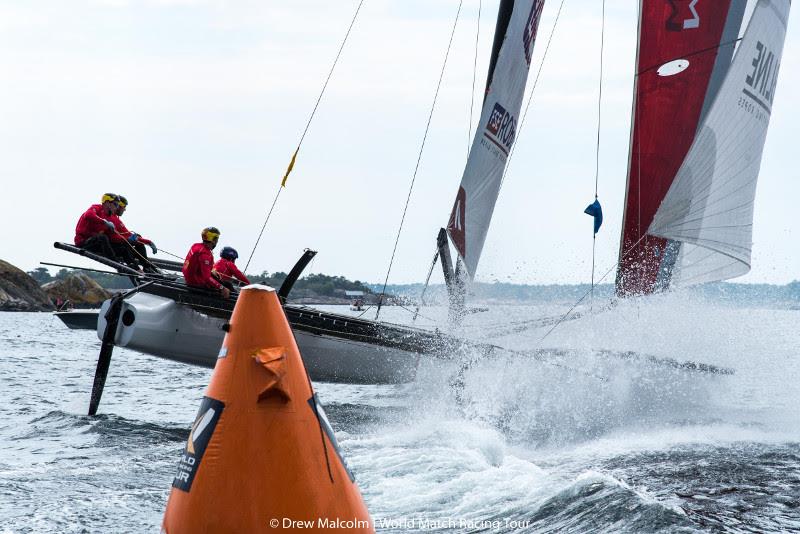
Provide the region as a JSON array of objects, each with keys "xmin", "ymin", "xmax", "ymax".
[{"xmin": 54, "ymin": 310, "xmax": 100, "ymax": 330}]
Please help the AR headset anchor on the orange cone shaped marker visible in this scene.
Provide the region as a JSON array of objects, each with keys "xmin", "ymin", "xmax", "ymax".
[{"xmin": 162, "ymin": 285, "xmax": 373, "ymax": 533}]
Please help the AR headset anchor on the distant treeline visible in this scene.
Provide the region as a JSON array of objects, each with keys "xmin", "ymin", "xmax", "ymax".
[
  {"xmin": 27, "ymin": 267, "xmax": 375, "ymax": 297},
  {"xmin": 27, "ymin": 266, "xmax": 800, "ymax": 305},
  {"xmin": 247, "ymin": 272, "xmax": 374, "ymax": 298},
  {"xmin": 371, "ymin": 280, "xmax": 800, "ymax": 305}
]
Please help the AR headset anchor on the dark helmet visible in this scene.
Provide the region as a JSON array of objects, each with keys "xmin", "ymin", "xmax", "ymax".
[
  {"xmin": 201, "ymin": 227, "xmax": 221, "ymax": 243},
  {"xmin": 117, "ymin": 195, "xmax": 128, "ymax": 208},
  {"xmin": 220, "ymin": 246, "xmax": 238, "ymax": 261}
]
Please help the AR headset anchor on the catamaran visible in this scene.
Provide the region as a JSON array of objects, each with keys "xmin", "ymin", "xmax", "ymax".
[
  {"xmin": 51, "ymin": 0, "xmax": 789, "ymax": 414},
  {"xmin": 53, "ymin": 0, "xmax": 549, "ymax": 413}
]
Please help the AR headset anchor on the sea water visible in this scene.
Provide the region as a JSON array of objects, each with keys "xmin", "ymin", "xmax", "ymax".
[{"xmin": 0, "ymin": 292, "xmax": 798, "ymax": 532}]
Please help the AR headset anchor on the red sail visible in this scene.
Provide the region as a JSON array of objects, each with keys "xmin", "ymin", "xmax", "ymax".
[{"xmin": 615, "ymin": 0, "xmax": 743, "ymax": 296}]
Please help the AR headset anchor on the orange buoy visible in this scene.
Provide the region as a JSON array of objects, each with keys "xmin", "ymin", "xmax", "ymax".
[{"xmin": 162, "ymin": 285, "xmax": 374, "ymax": 533}]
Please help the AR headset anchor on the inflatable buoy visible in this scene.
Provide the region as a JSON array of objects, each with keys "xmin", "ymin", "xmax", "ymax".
[{"xmin": 162, "ymin": 285, "xmax": 373, "ymax": 533}]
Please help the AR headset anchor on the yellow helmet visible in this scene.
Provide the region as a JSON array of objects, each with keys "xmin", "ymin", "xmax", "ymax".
[
  {"xmin": 201, "ymin": 226, "xmax": 221, "ymax": 243},
  {"xmin": 101, "ymin": 193, "xmax": 119, "ymax": 205}
]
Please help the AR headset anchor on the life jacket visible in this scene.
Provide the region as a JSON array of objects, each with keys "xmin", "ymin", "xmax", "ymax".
[
  {"xmin": 74, "ymin": 204, "xmax": 113, "ymax": 246},
  {"xmin": 183, "ymin": 243, "xmax": 221, "ymax": 290}
]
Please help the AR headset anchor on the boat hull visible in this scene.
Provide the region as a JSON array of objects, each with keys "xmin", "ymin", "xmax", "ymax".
[
  {"xmin": 54, "ymin": 310, "xmax": 100, "ymax": 330},
  {"xmin": 98, "ymin": 293, "xmax": 419, "ymax": 384}
]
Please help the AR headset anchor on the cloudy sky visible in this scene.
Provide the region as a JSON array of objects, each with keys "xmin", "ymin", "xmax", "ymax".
[{"xmin": 0, "ymin": 0, "xmax": 797, "ymax": 285}]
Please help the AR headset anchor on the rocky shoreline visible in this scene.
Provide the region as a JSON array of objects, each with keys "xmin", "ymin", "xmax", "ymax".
[
  {"xmin": 0, "ymin": 260, "xmax": 55, "ymax": 311},
  {"xmin": 0, "ymin": 260, "xmax": 375, "ymax": 311},
  {"xmin": 0, "ymin": 260, "xmax": 112, "ymax": 312}
]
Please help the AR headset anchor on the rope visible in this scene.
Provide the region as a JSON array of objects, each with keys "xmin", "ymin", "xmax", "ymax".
[
  {"xmin": 536, "ymin": 233, "xmax": 646, "ymax": 345},
  {"xmin": 156, "ymin": 247, "xmax": 184, "ymax": 261},
  {"xmin": 375, "ymin": 0, "xmax": 464, "ymax": 320},
  {"xmin": 244, "ymin": 187, "xmax": 282, "ymax": 272},
  {"xmin": 594, "ymin": 0, "xmax": 605, "ymax": 201},
  {"xmin": 108, "ymin": 228, "xmax": 160, "ymax": 273},
  {"xmin": 467, "ymin": 0, "xmax": 482, "ymax": 157},
  {"xmin": 412, "ymin": 248, "xmax": 440, "ymax": 323},
  {"xmin": 500, "ymin": 0, "xmax": 567, "ymax": 187},
  {"xmin": 244, "ymin": 0, "xmax": 365, "ymax": 273},
  {"xmin": 590, "ymin": 0, "xmax": 606, "ymax": 310}
]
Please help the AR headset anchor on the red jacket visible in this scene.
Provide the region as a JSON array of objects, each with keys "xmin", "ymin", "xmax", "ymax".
[
  {"xmin": 183, "ymin": 243, "xmax": 221, "ymax": 290},
  {"xmin": 213, "ymin": 258, "xmax": 250, "ymax": 285},
  {"xmin": 108, "ymin": 214, "xmax": 152, "ymax": 245},
  {"xmin": 74, "ymin": 204, "xmax": 114, "ymax": 246}
]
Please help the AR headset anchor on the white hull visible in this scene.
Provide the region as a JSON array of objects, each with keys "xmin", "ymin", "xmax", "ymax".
[{"xmin": 98, "ymin": 293, "xmax": 419, "ymax": 384}]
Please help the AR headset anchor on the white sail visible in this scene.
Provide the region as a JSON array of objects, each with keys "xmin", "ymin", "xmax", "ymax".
[
  {"xmin": 446, "ymin": 0, "xmax": 545, "ymax": 281},
  {"xmin": 648, "ymin": 0, "xmax": 790, "ymax": 287}
]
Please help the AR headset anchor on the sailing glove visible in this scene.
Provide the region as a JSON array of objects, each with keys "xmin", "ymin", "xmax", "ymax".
[
  {"xmin": 148, "ymin": 242, "xmax": 158, "ymax": 254},
  {"xmin": 103, "ymin": 219, "xmax": 115, "ymax": 231}
]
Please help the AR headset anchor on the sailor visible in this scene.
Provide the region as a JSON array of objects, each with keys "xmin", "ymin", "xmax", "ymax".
[
  {"xmin": 74, "ymin": 194, "xmax": 122, "ymax": 262},
  {"xmin": 183, "ymin": 227, "xmax": 230, "ymax": 299},
  {"xmin": 110, "ymin": 195, "xmax": 158, "ymax": 271},
  {"xmin": 213, "ymin": 247, "xmax": 250, "ymax": 287}
]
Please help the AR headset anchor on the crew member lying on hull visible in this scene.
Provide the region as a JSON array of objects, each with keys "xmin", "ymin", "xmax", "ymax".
[
  {"xmin": 213, "ymin": 246, "xmax": 250, "ymax": 289},
  {"xmin": 74, "ymin": 194, "xmax": 126, "ymax": 265},
  {"xmin": 109, "ymin": 195, "xmax": 158, "ymax": 272},
  {"xmin": 183, "ymin": 226, "xmax": 231, "ymax": 299}
]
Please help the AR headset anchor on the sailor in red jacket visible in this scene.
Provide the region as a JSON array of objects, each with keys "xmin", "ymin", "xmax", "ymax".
[
  {"xmin": 109, "ymin": 195, "xmax": 158, "ymax": 271},
  {"xmin": 183, "ymin": 227, "xmax": 230, "ymax": 299},
  {"xmin": 214, "ymin": 247, "xmax": 250, "ymax": 287},
  {"xmin": 74, "ymin": 193, "xmax": 122, "ymax": 261}
]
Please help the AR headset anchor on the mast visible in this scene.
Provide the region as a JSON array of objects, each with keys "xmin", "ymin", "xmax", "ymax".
[
  {"xmin": 485, "ymin": 0, "xmax": 516, "ymax": 99},
  {"xmin": 615, "ymin": 0, "xmax": 747, "ymax": 297},
  {"xmin": 440, "ymin": 0, "xmax": 545, "ymax": 320}
]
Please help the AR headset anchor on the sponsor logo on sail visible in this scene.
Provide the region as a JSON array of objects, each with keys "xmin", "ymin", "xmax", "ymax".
[
  {"xmin": 483, "ymin": 102, "xmax": 516, "ymax": 156},
  {"xmin": 740, "ymin": 40, "xmax": 780, "ymax": 117},
  {"xmin": 666, "ymin": 0, "xmax": 700, "ymax": 31},
  {"xmin": 523, "ymin": 0, "xmax": 545, "ymax": 65},
  {"xmin": 173, "ymin": 396, "xmax": 224, "ymax": 492}
]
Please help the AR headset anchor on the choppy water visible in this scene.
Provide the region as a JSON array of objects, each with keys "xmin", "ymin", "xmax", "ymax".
[{"xmin": 1, "ymin": 292, "xmax": 799, "ymax": 532}]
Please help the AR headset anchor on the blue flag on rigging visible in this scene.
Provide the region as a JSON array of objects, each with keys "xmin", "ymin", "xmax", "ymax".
[{"xmin": 584, "ymin": 199, "xmax": 603, "ymax": 234}]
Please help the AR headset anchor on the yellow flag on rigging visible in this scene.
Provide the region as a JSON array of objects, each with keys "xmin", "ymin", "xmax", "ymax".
[{"xmin": 281, "ymin": 148, "xmax": 299, "ymax": 188}]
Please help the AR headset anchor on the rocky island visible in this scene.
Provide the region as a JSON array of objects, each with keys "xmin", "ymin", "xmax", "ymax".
[{"xmin": 0, "ymin": 260, "xmax": 55, "ymax": 311}]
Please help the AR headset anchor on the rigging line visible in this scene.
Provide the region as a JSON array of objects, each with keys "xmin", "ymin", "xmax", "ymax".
[
  {"xmin": 244, "ymin": 0, "xmax": 365, "ymax": 273},
  {"xmin": 590, "ymin": 0, "xmax": 606, "ymax": 310},
  {"xmin": 638, "ymin": 37, "xmax": 743, "ymax": 76},
  {"xmin": 591, "ymin": 234, "xmax": 597, "ymax": 310},
  {"xmin": 295, "ymin": 0, "xmax": 365, "ymax": 155},
  {"xmin": 413, "ymin": 247, "xmax": 440, "ymax": 323},
  {"xmin": 244, "ymin": 186, "xmax": 282, "ymax": 272},
  {"xmin": 594, "ymin": 0, "xmax": 604, "ymax": 200},
  {"xmin": 500, "ymin": 0, "xmax": 567, "ymax": 187},
  {"xmin": 537, "ymin": 232, "xmax": 647, "ymax": 345},
  {"xmin": 40, "ymin": 262, "xmax": 142, "ymax": 279},
  {"xmin": 467, "ymin": 0, "xmax": 482, "ymax": 157},
  {"xmin": 375, "ymin": 0, "xmax": 464, "ymax": 321},
  {"xmin": 154, "ymin": 248, "xmax": 184, "ymax": 261},
  {"xmin": 117, "ymin": 232, "xmax": 160, "ymax": 272}
]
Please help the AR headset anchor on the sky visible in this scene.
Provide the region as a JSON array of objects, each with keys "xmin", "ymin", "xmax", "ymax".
[{"xmin": 0, "ymin": 0, "xmax": 797, "ymax": 286}]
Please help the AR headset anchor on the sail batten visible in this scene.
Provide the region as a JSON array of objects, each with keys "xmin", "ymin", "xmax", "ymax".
[{"xmin": 446, "ymin": 0, "xmax": 545, "ymax": 281}]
